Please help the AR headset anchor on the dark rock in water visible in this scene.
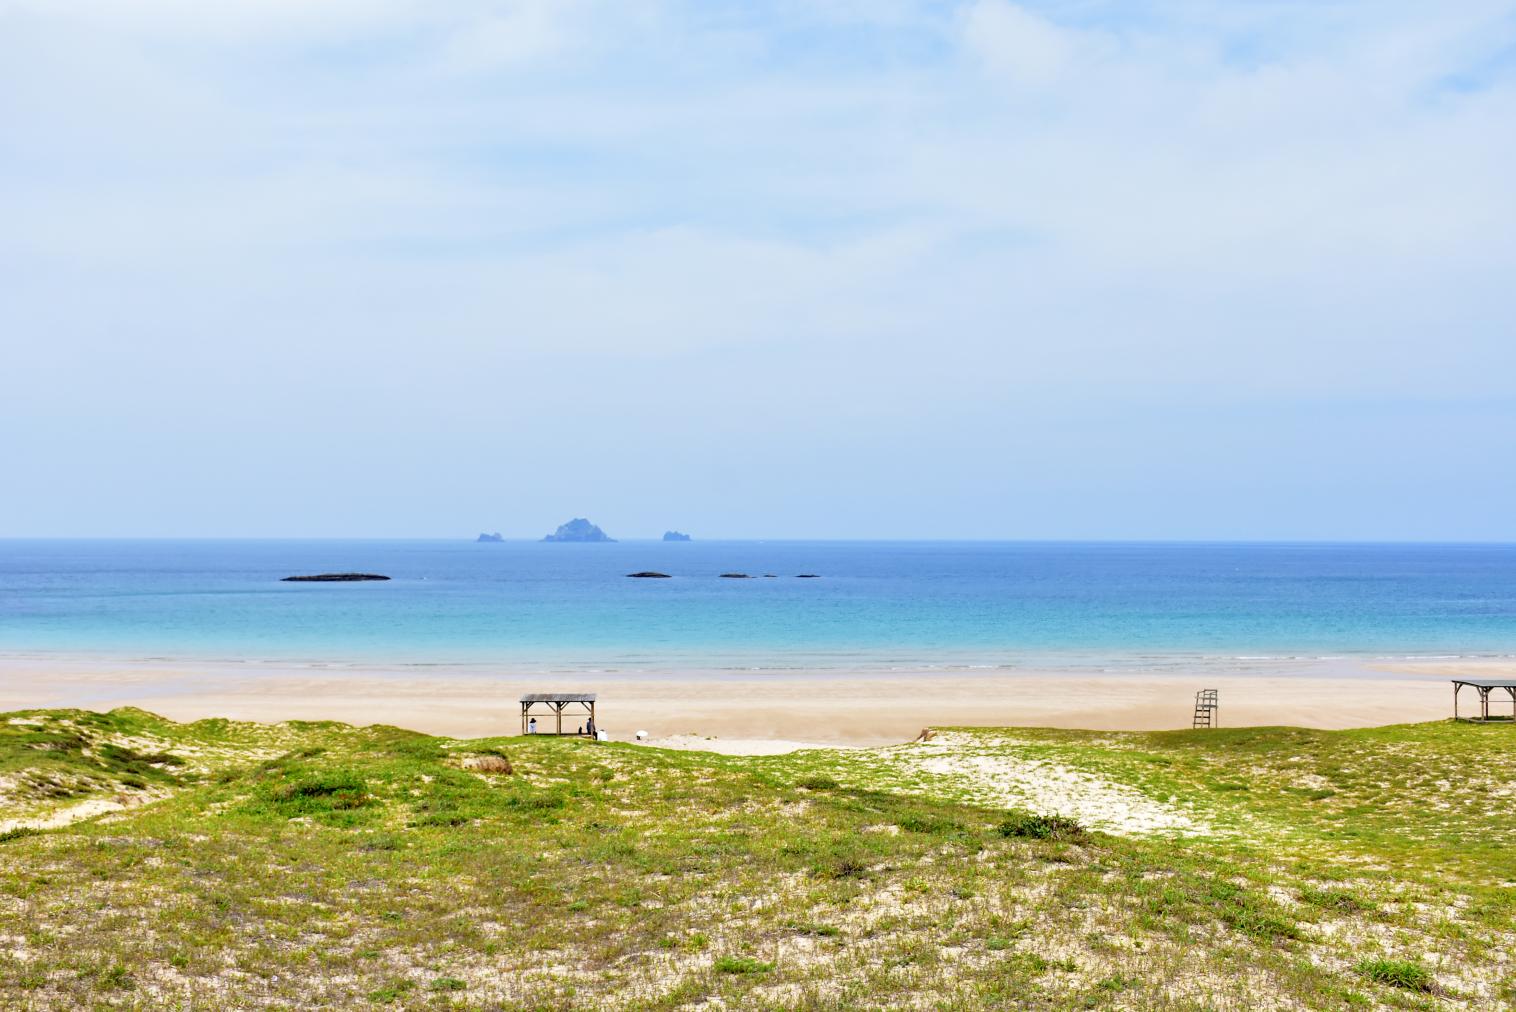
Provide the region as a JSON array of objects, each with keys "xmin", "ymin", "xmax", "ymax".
[
  {"xmin": 542, "ymin": 518, "xmax": 615, "ymax": 543},
  {"xmin": 795, "ymin": 574, "xmax": 821, "ymax": 578},
  {"xmin": 282, "ymin": 573, "xmax": 390, "ymax": 582},
  {"xmin": 627, "ymin": 571, "xmax": 672, "ymax": 578},
  {"xmin": 720, "ymin": 572, "xmax": 752, "ymax": 579},
  {"xmin": 476, "ymin": 532, "xmax": 504, "ymax": 543},
  {"xmin": 662, "ymin": 530, "xmax": 692, "ymax": 542},
  {"xmin": 763, "ymin": 574, "xmax": 777, "ymax": 578}
]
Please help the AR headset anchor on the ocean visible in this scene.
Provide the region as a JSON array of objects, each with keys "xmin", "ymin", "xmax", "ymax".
[{"xmin": 3, "ymin": 540, "xmax": 1515, "ymax": 676}]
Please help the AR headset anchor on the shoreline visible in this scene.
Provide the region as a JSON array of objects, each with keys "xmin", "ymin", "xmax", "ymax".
[{"xmin": 1, "ymin": 654, "xmax": 1498, "ymax": 745}]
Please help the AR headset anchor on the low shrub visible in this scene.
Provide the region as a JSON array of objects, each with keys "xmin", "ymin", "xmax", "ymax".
[
  {"xmin": 255, "ymin": 768, "xmax": 374, "ymax": 821},
  {"xmin": 997, "ymin": 812, "xmax": 1087, "ymax": 843},
  {"xmin": 368, "ymin": 979, "xmax": 415, "ymax": 1003},
  {"xmin": 271, "ymin": 772, "xmax": 369, "ymax": 806}
]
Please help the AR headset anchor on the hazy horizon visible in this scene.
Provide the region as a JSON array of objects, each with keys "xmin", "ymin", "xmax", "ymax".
[
  {"xmin": 5, "ymin": 533, "xmax": 1516, "ymax": 545},
  {"xmin": 4, "ymin": 1, "xmax": 1513, "ymax": 541}
]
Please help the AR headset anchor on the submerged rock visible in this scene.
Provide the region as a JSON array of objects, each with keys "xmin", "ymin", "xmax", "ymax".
[
  {"xmin": 662, "ymin": 530, "xmax": 692, "ymax": 542},
  {"xmin": 542, "ymin": 518, "xmax": 615, "ymax": 543},
  {"xmin": 281, "ymin": 573, "xmax": 390, "ymax": 582},
  {"xmin": 720, "ymin": 572, "xmax": 752, "ymax": 579},
  {"xmin": 476, "ymin": 532, "xmax": 504, "ymax": 543},
  {"xmin": 627, "ymin": 571, "xmax": 672, "ymax": 578},
  {"xmin": 796, "ymin": 574, "xmax": 821, "ymax": 578}
]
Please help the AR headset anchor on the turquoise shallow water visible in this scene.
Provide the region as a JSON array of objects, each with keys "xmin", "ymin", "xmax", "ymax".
[{"xmin": 1, "ymin": 540, "xmax": 1515, "ymax": 672}]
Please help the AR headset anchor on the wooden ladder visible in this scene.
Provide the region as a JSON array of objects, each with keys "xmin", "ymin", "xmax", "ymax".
[{"xmin": 1192, "ymin": 689, "xmax": 1218, "ymax": 729}]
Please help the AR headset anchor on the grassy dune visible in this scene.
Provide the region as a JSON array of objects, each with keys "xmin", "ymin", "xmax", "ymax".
[{"xmin": 0, "ymin": 709, "xmax": 1512, "ymax": 1009}]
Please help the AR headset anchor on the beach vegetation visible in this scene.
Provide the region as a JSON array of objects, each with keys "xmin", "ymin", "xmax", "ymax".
[
  {"xmin": 997, "ymin": 810, "xmax": 1087, "ymax": 842},
  {"xmin": 0, "ymin": 708, "xmax": 1510, "ymax": 1007},
  {"xmin": 713, "ymin": 955, "xmax": 773, "ymax": 974},
  {"xmin": 1354, "ymin": 957, "xmax": 1436, "ymax": 993}
]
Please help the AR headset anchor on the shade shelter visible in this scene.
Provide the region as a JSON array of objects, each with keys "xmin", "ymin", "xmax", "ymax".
[
  {"xmin": 521, "ymin": 692, "xmax": 597, "ymax": 736},
  {"xmin": 1451, "ymin": 679, "xmax": 1516, "ymax": 722}
]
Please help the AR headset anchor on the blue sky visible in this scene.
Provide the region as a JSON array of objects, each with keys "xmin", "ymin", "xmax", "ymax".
[{"xmin": 2, "ymin": 0, "xmax": 1514, "ymax": 539}]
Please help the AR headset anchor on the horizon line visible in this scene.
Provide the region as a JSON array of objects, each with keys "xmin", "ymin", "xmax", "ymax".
[{"xmin": 2, "ymin": 536, "xmax": 1515, "ymax": 546}]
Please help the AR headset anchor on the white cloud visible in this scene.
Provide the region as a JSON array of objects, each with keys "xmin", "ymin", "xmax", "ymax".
[
  {"xmin": 432, "ymin": 1, "xmax": 597, "ymax": 74},
  {"xmin": 960, "ymin": 0, "xmax": 1101, "ymax": 86}
]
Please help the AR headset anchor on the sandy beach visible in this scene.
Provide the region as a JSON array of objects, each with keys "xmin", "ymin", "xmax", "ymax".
[{"xmin": 0, "ymin": 654, "xmax": 1495, "ymax": 746}]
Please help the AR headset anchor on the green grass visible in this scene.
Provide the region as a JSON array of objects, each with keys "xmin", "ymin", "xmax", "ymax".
[
  {"xmin": 1355, "ymin": 958, "xmax": 1437, "ymax": 993},
  {"xmin": 0, "ymin": 708, "xmax": 1511, "ymax": 1008},
  {"xmin": 712, "ymin": 956, "xmax": 774, "ymax": 974}
]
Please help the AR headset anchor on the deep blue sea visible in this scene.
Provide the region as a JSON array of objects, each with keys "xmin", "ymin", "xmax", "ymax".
[{"xmin": 2, "ymin": 540, "xmax": 1515, "ymax": 674}]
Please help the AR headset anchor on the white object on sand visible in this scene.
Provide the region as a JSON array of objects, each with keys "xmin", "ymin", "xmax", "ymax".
[{"xmin": 635, "ymin": 730, "xmax": 648, "ymax": 741}]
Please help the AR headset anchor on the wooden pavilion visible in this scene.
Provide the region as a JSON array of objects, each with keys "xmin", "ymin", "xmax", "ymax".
[
  {"xmin": 1451, "ymin": 678, "xmax": 1516, "ymax": 722},
  {"xmin": 520, "ymin": 692, "xmax": 597, "ymax": 736}
]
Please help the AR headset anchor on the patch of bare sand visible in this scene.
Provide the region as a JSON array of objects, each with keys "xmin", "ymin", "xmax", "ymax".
[
  {"xmin": 630, "ymin": 735, "xmax": 849, "ymax": 756},
  {"xmin": 632, "ymin": 732, "xmax": 1204, "ymax": 837},
  {"xmin": 0, "ymin": 790, "xmax": 161, "ymax": 833},
  {"xmin": 897, "ymin": 733, "xmax": 1208, "ymax": 836}
]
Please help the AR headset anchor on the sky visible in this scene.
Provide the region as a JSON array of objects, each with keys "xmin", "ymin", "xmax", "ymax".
[{"xmin": 2, "ymin": 0, "xmax": 1514, "ymax": 540}]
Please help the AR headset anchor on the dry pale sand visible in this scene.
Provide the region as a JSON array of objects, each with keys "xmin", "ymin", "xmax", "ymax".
[
  {"xmin": 632, "ymin": 734, "xmax": 846, "ymax": 755},
  {"xmin": 0, "ymin": 654, "xmax": 1494, "ymax": 747}
]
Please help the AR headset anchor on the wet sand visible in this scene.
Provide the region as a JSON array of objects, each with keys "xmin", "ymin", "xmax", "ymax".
[{"xmin": 1, "ymin": 655, "xmax": 1495, "ymax": 745}]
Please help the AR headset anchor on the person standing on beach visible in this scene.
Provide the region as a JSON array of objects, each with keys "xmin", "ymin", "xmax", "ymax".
[{"xmin": 527, "ymin": 717, "xmax": 537, "ymax": 734}]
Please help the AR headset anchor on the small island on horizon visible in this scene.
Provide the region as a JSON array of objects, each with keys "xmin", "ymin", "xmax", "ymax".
[
  {"xmin": 476, "ymin": 532, "xmax": 504, "ymax": 543},
  {"xmin": 281, "ymin": 573, "xmax": 391, "ymax": 583},
  {"xmin": 662, "ymin": 530, "xmax": 691, "ymax": 542},
  {"xmin": 542, "ymin": 518, "xmax": 615, "ymax": 543}
]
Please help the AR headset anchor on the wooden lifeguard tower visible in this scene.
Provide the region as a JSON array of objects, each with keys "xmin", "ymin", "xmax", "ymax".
[
  {"xmin": 1451, "ymin": 678, "xmax": 1516, "ymax": 722},
  {"xmin": 1192, "ymin": 689, "xmax": 1218, "ymax": 729},
  {"xmin": 520, "ymin": 692, "xmax": 597, "ymax": 736}
]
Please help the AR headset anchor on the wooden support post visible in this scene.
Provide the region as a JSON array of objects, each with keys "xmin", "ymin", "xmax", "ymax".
[{"xmin": 519, "ymin": 693, "xmax": 597, "ymax": 736}]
